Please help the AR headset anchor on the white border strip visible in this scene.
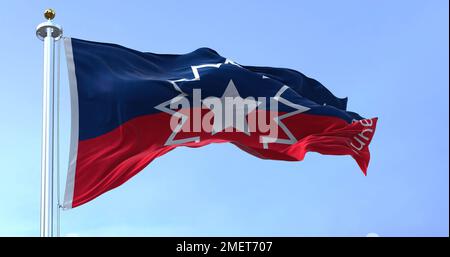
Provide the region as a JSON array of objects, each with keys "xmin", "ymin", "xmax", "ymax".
[{"xmin": 62, "ymin": 37, "xmax": 79, "ymax": 209}]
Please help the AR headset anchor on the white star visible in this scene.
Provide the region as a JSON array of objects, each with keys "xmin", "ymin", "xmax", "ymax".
[{"xmin": 204, "ymin": 79, "xmax": 260, "ymax": 135}]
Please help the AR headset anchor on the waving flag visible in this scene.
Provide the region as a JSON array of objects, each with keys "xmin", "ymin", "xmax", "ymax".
[{"xmin": 63, "ymin": 38, "xmax": 377, "ymax": 209}]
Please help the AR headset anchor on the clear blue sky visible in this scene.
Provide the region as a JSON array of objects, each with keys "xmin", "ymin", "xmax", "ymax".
[{"xmin": 0, "ymin": 0, "xmax": 448, "ymax": 236}]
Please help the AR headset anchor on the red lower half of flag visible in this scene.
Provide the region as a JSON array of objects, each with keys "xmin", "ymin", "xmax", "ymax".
[{"xmin": 66, "ymin": 112, "xmax": 377, "ymax": 208}]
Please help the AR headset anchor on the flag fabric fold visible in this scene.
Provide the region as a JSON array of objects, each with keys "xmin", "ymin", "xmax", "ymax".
[{"xmin": 63, "ymin": 37, "xmax": 377, "ymax": 209}]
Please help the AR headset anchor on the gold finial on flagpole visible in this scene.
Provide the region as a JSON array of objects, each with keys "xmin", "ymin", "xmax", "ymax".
[
  {"xmin": 44, "ymin": 8, "xmax": 56, "ymax": 20},
  {"xmin": 36, "ymin": 9, "xmax": 62, "ymax": 41}
]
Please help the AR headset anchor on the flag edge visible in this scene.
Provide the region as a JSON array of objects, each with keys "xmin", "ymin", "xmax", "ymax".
[{"xmin": 62, "ymin": 37, "xmax": 79, "ymax": 210}]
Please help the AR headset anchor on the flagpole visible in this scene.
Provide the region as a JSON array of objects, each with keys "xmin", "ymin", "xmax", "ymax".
[{"xmin": 36, "ymin": 9, "xmax": 63, "ymax": 237}]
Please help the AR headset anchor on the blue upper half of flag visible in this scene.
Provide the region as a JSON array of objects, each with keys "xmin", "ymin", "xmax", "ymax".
[{"xmin": 66, "ymin": 37, "xmax": 364, "ymax": 141}]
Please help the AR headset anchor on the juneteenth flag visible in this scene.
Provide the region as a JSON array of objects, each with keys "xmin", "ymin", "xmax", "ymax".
[{"xmin": 63, "ymin": 38, "xmax": 377, "ymax": 209}]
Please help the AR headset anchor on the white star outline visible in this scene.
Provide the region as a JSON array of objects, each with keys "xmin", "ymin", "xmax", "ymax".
[
  {"xmin": 260, "ymin": 82, "xmax": 310, "ymax": 149},
  {"xmin": 155, "ymin": 59, "xmax": 241, "ymax": 146},
  {"xmin": 154, "ymin": 60, "xmax": 310, "ymax": 148}
]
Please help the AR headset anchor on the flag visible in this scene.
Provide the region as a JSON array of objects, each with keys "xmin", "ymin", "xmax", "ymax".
[{"xmin": 63, "ymin": 38, "xmax": 377, "ymax": 209}]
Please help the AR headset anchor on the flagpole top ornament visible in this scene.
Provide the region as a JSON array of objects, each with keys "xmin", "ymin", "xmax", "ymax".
[
  {"xmin": 44, "ymin": 9, "xmax": 56, "ymax": 20},
  {"xmin": 36, "ymin": 8, "xmax": 63, "ymax": 41}
]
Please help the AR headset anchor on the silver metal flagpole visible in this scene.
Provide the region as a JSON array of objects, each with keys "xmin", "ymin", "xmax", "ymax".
[{"xmin": 36, "ymin": 9, "xmax": 63, "ymax": 237}]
